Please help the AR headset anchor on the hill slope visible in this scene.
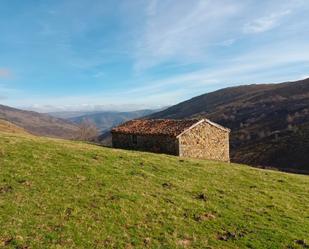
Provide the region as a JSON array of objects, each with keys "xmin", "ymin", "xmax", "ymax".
[
  {"xmin": 149, "ymin": 78, "xmax": 309, "ymax": 173},
  {"xmin": 69, "ymin": 109, "xmax": 157, "ymax": 132},
  {"xmin": 0, "ymin": 119, "xmax": 28, "ymax": 134},
  {"xmin": 0, "ymin": 131, "xmax": 308, "ymax": 248},
  {"xmin": 0, "ymin": 104, "xmax": 78, "ymax": 139}
]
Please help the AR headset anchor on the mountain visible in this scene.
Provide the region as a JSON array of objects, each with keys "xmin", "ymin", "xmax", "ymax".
[
  {"xmin": 0, "ymin": 104, "xmax": 78, "ymax": 139},
  {"xmin": 69, "ymin": 109, "xmax": 158, "ymax": 132},
  {"xmin": 1, "ymin": 130, "xmax": 308, "ymax": 248},
  {"xmin": 48, "ymin": 111, "xmax": 103, "ymax": 119},
  {"xmin": 149, "ymin": 78, "xmax": 309, "ymax": 173}
]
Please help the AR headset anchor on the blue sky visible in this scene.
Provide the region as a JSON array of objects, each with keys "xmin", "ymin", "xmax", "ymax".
[{"xmin": 0, "ymin": 0, "xmax": 309, "ymax": 112}]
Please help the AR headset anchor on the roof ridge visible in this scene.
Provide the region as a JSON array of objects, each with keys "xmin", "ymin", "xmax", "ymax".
[
  {"xmin": 112, "ymin": 118, "xmax": 230, "ymax": 137},
  {"xmin": 204, "ymin": 119, "xmax": 231, "ymax": 132},
  {"xmin": 140, "ymin": 118, "xmax": 201, "ymax": 121}
]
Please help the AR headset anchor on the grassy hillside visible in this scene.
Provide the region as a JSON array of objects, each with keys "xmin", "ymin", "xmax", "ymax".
[
  {"xmin": 0, "ymin": 119, "xmax": 28, "ymax": 134},
  {"xmin": 0, "ymin": 132, "xmax": 308, "ymax": 248},
  {"xmin": 149, "ymin": 78, "xmax": 309, "ymax": 172},
  {"xmin": 0, "ymin": 104, "xmax": 78, "ymax": 139}
]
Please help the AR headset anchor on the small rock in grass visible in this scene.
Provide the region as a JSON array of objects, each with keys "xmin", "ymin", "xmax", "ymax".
[
  {"xmin": 164, "ymin": 198, "xmax": 175, "ymax": 204},
  {"xmin": 196, "ymin": 193, "xmax": 208, "ymax": 201},
  {"xmin": 295, "ymin": 239, "xmax": 309, "ymax": 248},
  {"xmin": 103, "ymin": 237, "xmax": 113, "ymax": 246},
  {"xmin": 217, "ymin": 231, "xmax": 237, "ymax": 241},
  {"xmin": 64, "ymin": 207, "xmax": 73, "ymax": 218},
  {"xmin": 144, "ymin": 237, "xmax": 151, "ymax": 246},
  {"xmin": 162, "ymin": 182, "xmax": 173, "ymax": 189},
  {"xmin": 217, "ymin": 230, "xmax": 246, "ymax": 241}
]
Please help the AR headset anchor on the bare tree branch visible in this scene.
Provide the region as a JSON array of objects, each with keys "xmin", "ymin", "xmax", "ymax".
[{"xmin": 76, "ymin": 119, "xmax": 99, "ymax": 142}]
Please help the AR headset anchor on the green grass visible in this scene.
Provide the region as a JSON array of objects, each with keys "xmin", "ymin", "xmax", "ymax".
[{"xmin": 0, "ymin": 132, "xmax": 308, "ymax": 249}]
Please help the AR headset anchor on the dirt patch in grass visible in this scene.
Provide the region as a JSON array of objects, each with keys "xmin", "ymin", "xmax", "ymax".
[
  {"xmin": 194, "ymin": 213, "xmax": 216, "ymax": 222},
  {"xmin": 0, "ymin": 185, "xmax": 13, "ymax": 194},
  {"xmin": 177, "ymin": 238, "xmax": 192, "ymax": 247}
]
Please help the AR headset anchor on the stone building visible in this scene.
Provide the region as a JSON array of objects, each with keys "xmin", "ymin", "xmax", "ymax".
[{"xmin": 111, "ymin": 119, "xmax": 230, "ymax": 162}]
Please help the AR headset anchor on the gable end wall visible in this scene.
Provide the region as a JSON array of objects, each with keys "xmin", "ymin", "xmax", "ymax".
[{"xmin": 178, "ymin": 121, "xmax": 230, "ymax": 162}]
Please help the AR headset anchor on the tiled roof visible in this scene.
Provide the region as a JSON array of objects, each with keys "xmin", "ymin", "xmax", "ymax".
[{"xmin": 111, "ymin": 119, "xmax": 200, "ymax": 137}]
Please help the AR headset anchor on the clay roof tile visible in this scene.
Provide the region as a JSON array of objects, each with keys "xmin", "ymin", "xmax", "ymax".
[{"xmin": 111, "ymin": 119, "xmax": 200, "ymax": 137}]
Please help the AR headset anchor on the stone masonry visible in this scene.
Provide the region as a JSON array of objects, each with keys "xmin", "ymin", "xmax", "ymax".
[
  {"xmin": 111, "ymin": 119, "xmax": 230, "ymax": 162},
  {"xmin": 178, "ymin": 121, "xmax": 230, "ymax": 162}
]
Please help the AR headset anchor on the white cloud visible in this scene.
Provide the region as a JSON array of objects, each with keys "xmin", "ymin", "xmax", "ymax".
[
  {"xmin": 9, "ymin": 38, "xmax": 309, "ymax": 112},
  {"xmin": 127, "ymin": 40, "xmax": 309, "ymax": 98},
  {"xmin": 244, "ymin": 10, "xmax": 291, "ymax": 34},
  {"xmin": 219, "ymin": 39, "xmax": 236, "ymax": 47},
  {"xmin": 14, "ymin": 89, "xmax": 185, "ymax": 112},
  {"xmin": 134, "ymin": 0, "xmax": 242, "ymax": 71},
  {"xmin": 2, "ymin": 0, "xmax": 309, "ymax": 111},
  {"xmin": 132, "ymin": 0, "xmax": 309, "ymax": 72}
]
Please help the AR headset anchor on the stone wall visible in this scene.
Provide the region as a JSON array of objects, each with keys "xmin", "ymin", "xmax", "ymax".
[
  {"xmin": 112, "ymin": 133, "xmax": 179, "ymax": 155},
  {"xmin": 178, "ymin": 121, "xmax": 230, "ymax": 162}
]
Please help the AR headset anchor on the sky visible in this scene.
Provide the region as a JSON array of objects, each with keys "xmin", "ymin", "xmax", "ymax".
[{"xmin": 0, "ymin": 0, "xmax": 309, "ymax": 112}]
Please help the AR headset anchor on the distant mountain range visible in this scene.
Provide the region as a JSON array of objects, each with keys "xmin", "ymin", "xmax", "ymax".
[
  {"xmin": 48, "ymin": 111, "xmax": 102, "ymax": 119},
  {"xmin": 0, "ymin": 105, "xmax": 160, "ymax": 140},
  {"xmin": 67, "ymin": 109, "xmax": 158, "ymax": 132},
  {"xmin": 0, "ymin": 104, "xmax": 78, "ymax": 139},
  {"xmin": 149, "ymin": 78, "xmax": 309, "ymax": 173}
]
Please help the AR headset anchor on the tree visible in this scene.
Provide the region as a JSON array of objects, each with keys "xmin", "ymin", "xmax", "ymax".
[{"xmin": 76, "ymin": 119, "xmax": 99, "ymax": 142}]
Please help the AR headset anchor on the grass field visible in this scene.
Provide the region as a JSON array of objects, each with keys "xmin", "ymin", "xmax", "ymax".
[{"xmin": 0, "ymin": 131, "xmax": 308, "ymax": 248}]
